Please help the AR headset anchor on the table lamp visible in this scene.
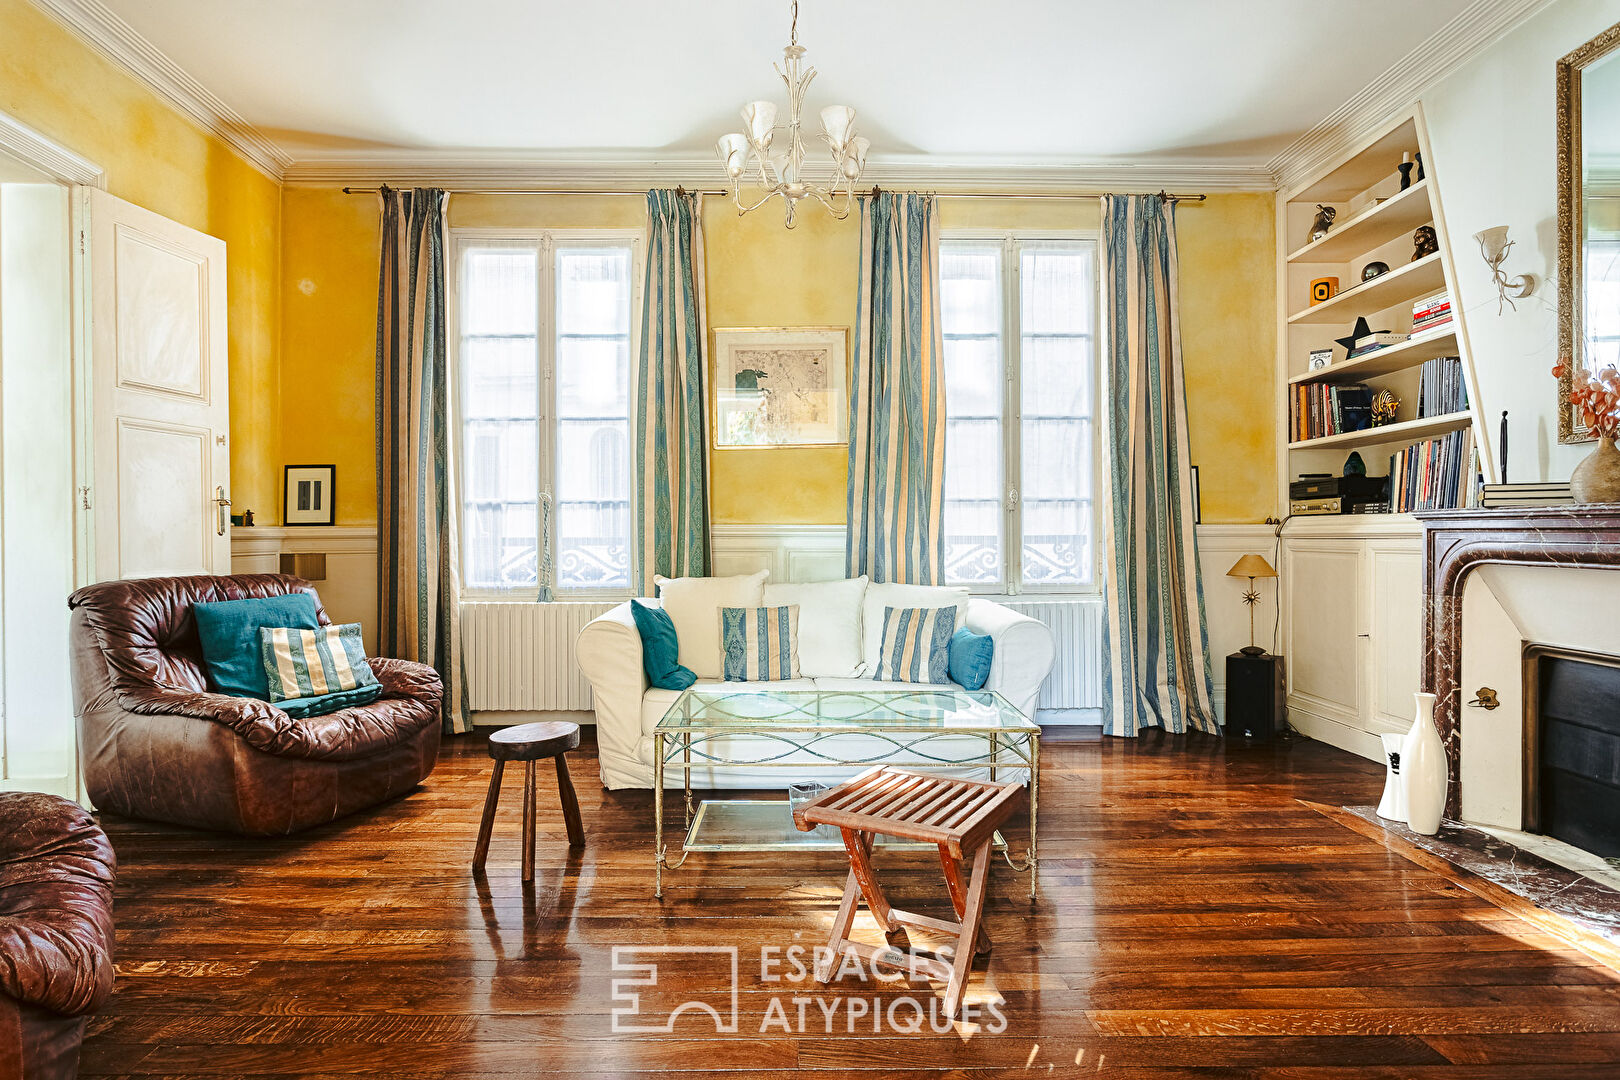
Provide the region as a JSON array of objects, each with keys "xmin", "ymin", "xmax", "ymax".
[{"xmin": 1227, "ymin": 554, "xmax": 1277, "ymax": 657}]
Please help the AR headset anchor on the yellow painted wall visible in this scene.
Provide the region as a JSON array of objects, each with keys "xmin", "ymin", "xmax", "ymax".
[
  {"xmin": 0, "ymin": 0, "xmax": 284, "ymax": 520},
  {"xmin": 1176, "ymin": 193, "xmax": 1277, "ymax": 523},
  {"xmin": 279, "ymin": 187, "xmax": 1277, "ymax": 527}
]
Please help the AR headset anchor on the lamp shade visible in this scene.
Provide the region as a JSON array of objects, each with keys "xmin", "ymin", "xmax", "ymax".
[
  {"xmin": 1227, "ymin": 553, "xmax": 1277, "ymax": 579},
  {"xmin": 1473, "ymin": 225, "xmax": 1511, "ymax": 264}
]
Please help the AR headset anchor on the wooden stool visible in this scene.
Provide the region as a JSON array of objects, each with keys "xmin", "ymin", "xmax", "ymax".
[
  {"xmin": 793, "ymin": 765, "xmax": 1024, "ymax": 1018},
  {"xmin": 472, "ymin": 721, "xmax": 585, "ymax": 881}
]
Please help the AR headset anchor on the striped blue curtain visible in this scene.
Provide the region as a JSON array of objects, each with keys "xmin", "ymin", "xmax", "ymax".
[
  {"xmin": 376, "ymin": 186, "xmax": 469, "ymax": 734},
  {"xmin": 1099, "ymin": 194, "xmax": 1218, "ymax": 737},
  {"xmin": 634, "ymin": 189, "xmax": 709, "ymax": 593},
  {"xmin": 846, "ymin": 192, "xmax": 946, "ymax": 584}
]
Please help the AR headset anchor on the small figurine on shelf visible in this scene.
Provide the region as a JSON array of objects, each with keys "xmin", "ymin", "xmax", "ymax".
[
  {"xmin": 1361, "ymin": 260, "xmax": 1390, "ymax": 281},
  {"xmin": 1308, "ymin": 204, "xmax": 1336, "ymax": 243},
  {"xmin": 1412, "ymin": 226, "xmax": 1438, "ymax": 261},
  {"xmin": 1398, "ymin": 152, "xmax": 1414, "ymax": 190},
  {"xmin": 1414, "ymin": 152, "xmax": 1425, "ymax": 183},
  {"xmin": 1344, "ymin": 451, "xmax": 1367, "ymax": 476},
  {"xmin": 1371, "ymin": 389, "xmax": 1400, "ymax": 428}
]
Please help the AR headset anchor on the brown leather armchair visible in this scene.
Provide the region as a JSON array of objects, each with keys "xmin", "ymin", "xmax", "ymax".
[
  {"xmin": 68, "ymin": 574, "xmax": 442, "ymax": 835},
  {"xmin": 0, "ymin": 792, "xmax": 116, "ymax": 1080}
]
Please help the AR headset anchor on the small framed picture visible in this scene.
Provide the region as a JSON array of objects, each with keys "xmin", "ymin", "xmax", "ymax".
[
  {"xmin": 284, "ymin": 465, "xmax": 335, "ymax": 526},
  {"xmin": 1309, "ymin": 348, "xmax": 1333, "ymax": 371}
]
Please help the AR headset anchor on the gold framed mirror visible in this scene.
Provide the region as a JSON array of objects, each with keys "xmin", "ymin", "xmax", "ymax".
[{"xmin": 1556, "ymin": 20, "xmax": 1620, "ymax": 444}]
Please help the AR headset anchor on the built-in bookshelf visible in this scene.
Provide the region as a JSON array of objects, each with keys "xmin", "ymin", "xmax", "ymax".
[{"xmin": 1276, "ymin": 105, "xmax": 1492, "ymax": 519}]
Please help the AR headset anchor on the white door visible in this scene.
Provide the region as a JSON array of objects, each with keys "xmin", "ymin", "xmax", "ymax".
[{"xmin": 86, "ymin": 189, "xmax": 229, "ymax": 581}]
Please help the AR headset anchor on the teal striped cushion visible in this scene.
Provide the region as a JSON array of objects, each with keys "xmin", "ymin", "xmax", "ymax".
[
  {"xmin": 721, "ymin": 606, "xmax": 800, "ymax": 681},
  {"xmin": 874, "ymin": 606, "xmax": 955, "ymax": 684},
  {"xmin": 260, "ymin": 623, "xmax": 379, "ymax": 704}
]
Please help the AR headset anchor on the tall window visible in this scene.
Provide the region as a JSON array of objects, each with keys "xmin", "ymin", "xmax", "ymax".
[
  {"xmin": 940, "ymin": 237, "xmax": 1097, "ymax": 592},
  {"xmin": 455, "ymin": 233, "xmax": 638, "ymax": 596}
]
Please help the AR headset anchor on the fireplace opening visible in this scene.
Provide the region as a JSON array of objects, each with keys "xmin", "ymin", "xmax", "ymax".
[{"xmin": 1526, "ymin": 647, "xmax": 1620, "ymax": 858}]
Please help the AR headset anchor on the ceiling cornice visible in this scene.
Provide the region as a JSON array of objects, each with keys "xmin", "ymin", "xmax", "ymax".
[
  {"xmin": 28, "ymin": 0, "xmax": 293, "ymax": 179},
  {"xmin": 23, "ymin": 0, "xmax": 1562, "ymax": 198},
  {"xmin": 1267, "ymin": 0, "xmax": 1561, "ymax": 192},
  {"xmin": 280, "ymin": 149, "xmax": 1276, "ymax": 192}
]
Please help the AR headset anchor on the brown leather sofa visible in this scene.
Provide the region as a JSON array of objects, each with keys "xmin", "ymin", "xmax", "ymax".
[
  {"xmin": 0, "ymin": 792, "xmax": 116, "ymax": 1080},
  {"xmin": 68, "ymin": 574, "xmax": 442, "ymax": 835}
]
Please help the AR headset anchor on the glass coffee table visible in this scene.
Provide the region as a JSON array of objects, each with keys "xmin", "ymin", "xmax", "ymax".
[{"xmin": 651, "ymin": 687, "xmax": 1039, "ymax": 898}]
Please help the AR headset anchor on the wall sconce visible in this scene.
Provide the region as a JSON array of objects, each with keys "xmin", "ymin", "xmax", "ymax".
[{"xmin": 1473, "ymin": 225, "xmax": 1536, "ymax": 313}]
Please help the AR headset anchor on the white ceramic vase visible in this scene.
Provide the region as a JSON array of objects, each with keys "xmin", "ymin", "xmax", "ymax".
[
  {"xmin": 1376, "ymin": 732, "xmax": 1407, "ymax": 822},
  {"xmin": 1400, "ymin": 692, "xmax": 1447, "ymax": 835}
]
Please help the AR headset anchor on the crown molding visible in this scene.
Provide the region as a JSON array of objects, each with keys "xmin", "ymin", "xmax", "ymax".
[
  {"xmin": 281, "ymin": 149, "xmax": 1276, "ymax": 192},
  {"xmin": 0, "ymin": 111, "xmax": 104, "ymax": 186},
  {"xmin": 1268, "ymin": 0, "xmax": 1560, "ymax": 192},
  {"xmin": 28, "ymin": 0, "xmax": 292, "ymax": 180}
]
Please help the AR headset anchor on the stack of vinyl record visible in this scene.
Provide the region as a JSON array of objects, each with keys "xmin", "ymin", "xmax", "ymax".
[{"xmin": 1480, "ymin": 482, "xmax": 1574, "ymax": 508}]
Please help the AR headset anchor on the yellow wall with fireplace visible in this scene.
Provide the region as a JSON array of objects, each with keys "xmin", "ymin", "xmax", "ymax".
[{"xmin": 0, "ymin": 0, "xmax": 284, "ymax": 520}]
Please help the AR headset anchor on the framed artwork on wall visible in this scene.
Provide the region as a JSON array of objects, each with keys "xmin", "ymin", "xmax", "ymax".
[
  {"xmin": 711, "ymin": 326, "xmax": 848, "ymax": 447},
  {"xmin": 284, "ymin": 464, "xmax": 336, "ymax": 526}
]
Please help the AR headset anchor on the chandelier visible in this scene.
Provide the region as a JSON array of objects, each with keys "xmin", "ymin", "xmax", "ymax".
[{"xmin": 714, "ymin": 0, "xmax": 869, "ymax": 228}]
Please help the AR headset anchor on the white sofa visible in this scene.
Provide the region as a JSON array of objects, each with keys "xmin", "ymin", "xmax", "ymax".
[{"xmin": 576, "ymin": 575, "xmax": 1055, "ymax": 790}]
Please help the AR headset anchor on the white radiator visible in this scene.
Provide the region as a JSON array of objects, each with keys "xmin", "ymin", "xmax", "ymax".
[
  {"xmin": 999, "ymin": 598, "xmax": 1105, "ymax": 710},
  {"xmin": 461, "ymin": 602, "xmax": 615, "ymax": 712}
]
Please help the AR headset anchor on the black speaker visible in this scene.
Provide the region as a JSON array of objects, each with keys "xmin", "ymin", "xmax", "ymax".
[{"xmin": 1226, "ymin": 652, "xmax": 1285, "ymax": 741}]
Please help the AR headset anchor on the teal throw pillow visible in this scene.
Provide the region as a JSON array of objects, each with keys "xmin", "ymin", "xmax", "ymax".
[
  {"xmin": 948, "ymin": 627, "xmax": 994, "ymax": 690},
  {"xmin": 631, "ymin": 600, "xmax": 696, "ymax": 691},
  {"xmin": 193, "ymin": 593, "xmax": 320, "ymax": 699},
  {"xmin": 277, "ymin": 683, "xmax": 384, "ymax": 718}
]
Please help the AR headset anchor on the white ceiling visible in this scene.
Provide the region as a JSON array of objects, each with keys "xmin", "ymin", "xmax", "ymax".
[{"xmin": 95, "ymin": 0, "xmax": 1480, "ymax": 170}]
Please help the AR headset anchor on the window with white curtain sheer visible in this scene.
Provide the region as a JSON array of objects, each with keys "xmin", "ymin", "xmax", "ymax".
[
  {"xmin": 940, "ymin": 236, "xmax": 1097, "ymax": 593},
  {"xmin": 453, "ymin": 232, "xmax": 640, "ymax": 597}
]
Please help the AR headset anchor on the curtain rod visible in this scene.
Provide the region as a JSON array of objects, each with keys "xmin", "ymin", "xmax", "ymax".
[{"xmin": 339, "ymin": 185, "xmax": 1207, "ymax": 201}]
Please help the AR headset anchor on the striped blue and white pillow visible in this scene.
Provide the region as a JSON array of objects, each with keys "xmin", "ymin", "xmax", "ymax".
[
  {"xmin": 721, "ymin": 606, "xmax": 801, "ymax": 681},
  {"xmin": 874, "ymin": 606, "xmax": 956, "ymax": 684},
  {"xmin": 259, "ymin": 623, "xmax": 379, "ymax": 703}
]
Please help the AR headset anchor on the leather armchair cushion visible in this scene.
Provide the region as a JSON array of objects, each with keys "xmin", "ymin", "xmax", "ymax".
[{"xmin": 0, "ymin": 793, "xmax": 116, "ymax": 1018}]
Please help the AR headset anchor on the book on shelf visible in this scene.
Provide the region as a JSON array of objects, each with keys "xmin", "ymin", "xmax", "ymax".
[
  {"xmin": 1347, "ymin": 332, "xmax": 1409, "ymax": 358},
  {"xmin": 1412, "ymin": 315, "xmax": 1454, "ymax": 336},
  {"xmin": 1388, "ymin": 427, "xmax": 1478, "ymax": 512},
  {"xmin": 1417, "ymin": 355, "xmax": 1468, "ymax": 418},
  {"xmin": 1292, "ymin": 383, "xmax": 1373, "ymax": 441},
  {"xmin": 1412, "ymin": 291, "xmax": 1450, "ymax": 320}
]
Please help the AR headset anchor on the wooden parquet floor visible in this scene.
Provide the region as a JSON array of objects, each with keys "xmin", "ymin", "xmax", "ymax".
[{"xmin": 81, "ymin": 728, "xmax": 1620, "ymax": 1078}]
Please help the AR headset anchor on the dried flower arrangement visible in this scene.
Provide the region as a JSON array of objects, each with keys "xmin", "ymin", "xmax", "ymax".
[{"xmin": 1553, "ymin": 360, "xmax": 1620, "ymax": 440}]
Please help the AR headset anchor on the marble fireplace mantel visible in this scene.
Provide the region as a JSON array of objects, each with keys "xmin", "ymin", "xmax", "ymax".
[{"xmin": 1416, "ymin": 505, "xmax": 1620, "ymax": 817}]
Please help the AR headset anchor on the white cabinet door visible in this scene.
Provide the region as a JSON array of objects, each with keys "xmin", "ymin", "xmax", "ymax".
[
  {"xmin": 1368, "ymin": 541, "xmax": 1424, "ymax": 733},
  {"xmin": 87, "ymin": 189, "xmax": 229, "ymax": 581},
  {"xmin": 1284, "ymin": 537, "xmax": 1366, "ymax": 730}
]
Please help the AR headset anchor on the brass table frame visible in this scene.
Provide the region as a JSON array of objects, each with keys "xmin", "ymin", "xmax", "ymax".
[{"xmin": 651, "ymin": 689, "xmax": 1039, "ymax": 899}]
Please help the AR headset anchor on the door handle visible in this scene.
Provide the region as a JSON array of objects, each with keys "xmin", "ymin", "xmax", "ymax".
[{"xmin": 214, "ymin": 486, "xmax": 231, "ymax": 536}]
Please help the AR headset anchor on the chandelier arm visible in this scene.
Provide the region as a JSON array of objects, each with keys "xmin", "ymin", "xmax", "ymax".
[{"xmin": 732, "ymin": 187, "xmax": 784, "ymax": 215}]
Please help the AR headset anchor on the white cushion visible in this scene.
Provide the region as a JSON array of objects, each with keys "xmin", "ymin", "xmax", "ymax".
[
  {"xmin": 861, "ymin": 582, "xmax": 969, "ymax": 674},
  {"xmin": 763, "ymin": 577, "xmax": 868, "ymax": 678},
  {"xmin": 654, "ymin": 571, "xmax": 769, "ymax": 680}
]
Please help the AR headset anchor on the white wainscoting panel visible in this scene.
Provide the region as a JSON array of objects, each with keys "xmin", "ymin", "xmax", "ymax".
[
  {"xmin": 232, "ymin": 526, "xmax": 380, "ymax": 654},
  {"xmin": 462, "ymin": 601, "xmax": 614, "ymax": 712},
  {"xmin": 1195, "ymin": 524, "xmax": 1282, "ymax": 725},
  {"xmin": 710, "ymin": 524, "xmax": 846, "ymax": 583}
]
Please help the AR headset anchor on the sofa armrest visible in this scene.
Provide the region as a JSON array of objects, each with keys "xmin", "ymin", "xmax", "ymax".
[
  {"xmin": 369, "ymin": 656, "xmax": 444, "ymax": 706},
  {"xmin": 965, "ymin": 598, "xmax": 1055, "ymax": 720},
  {"xmin": 575, "ymin": 602, "xmax": 649, "ymax": 773}
]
